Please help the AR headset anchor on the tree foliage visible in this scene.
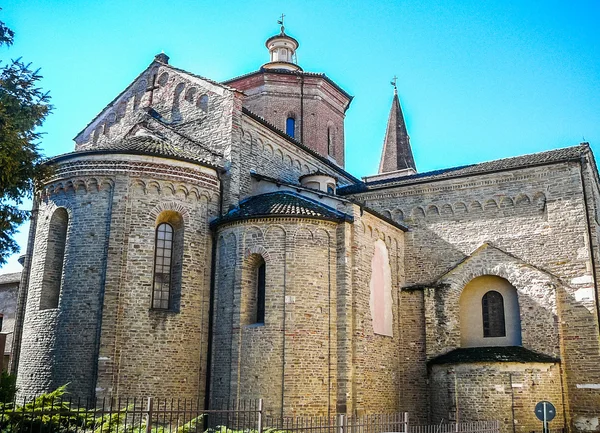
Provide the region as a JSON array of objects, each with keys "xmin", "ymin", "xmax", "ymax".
[{"xmin": 0, "ymin": 11, "xmax": 52, "ymax": 265}]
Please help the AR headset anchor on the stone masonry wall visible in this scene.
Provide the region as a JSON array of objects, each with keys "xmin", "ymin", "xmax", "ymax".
[
  {"xmin": 347, "ymin": 209, "xmax": 405, "ymax": 415},
  {"xmin": 227, "ymin": 72, "xmax": 349, "ymax": 166},
  {"xmin": 93, "ymin": 155, "xmax": 220, "ymax": 400},
  {"xmin": 211, "ymin": 218, "xmax": 338, "ymax": 416},
  {"xmin": 429, "ymin": 363, "xmax": 565, "ymax": 433},
  {"xmin": 16, "ymin": 176, "xmax": 113, "ymax": 399},
  {"xmin": 16, "ymin": 153, "xmax": 219, "ymax": 401},
  {"xmin": 236, "ymin": 115, "xmax": 355, "ymax": 207},
  {"xmin": 0, "ymin": 279, "xmax": 19, "ymax": 368},
  {"xmin": 75, "ymin": 59, "xmax": 236, "ymax": 169},
  {"xmin": 352, "ymin": 159, "xmax": 600, "ymax": 430}
]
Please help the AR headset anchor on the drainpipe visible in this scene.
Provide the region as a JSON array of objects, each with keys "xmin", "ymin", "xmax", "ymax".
[{"xmin": 91, "ymin": 179, "xmax": 116, "ymax": 400}]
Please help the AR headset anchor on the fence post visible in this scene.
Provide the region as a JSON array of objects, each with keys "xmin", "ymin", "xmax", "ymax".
[
  {"xmin": 338, "ymin": 414, "xmax": 345, "ymax": 433},
  {"xmin": 404, "ymin": 412, "xmax": 409, "ymax": 433},
  {"xmin": 145, "ymin": 397, "xmax": 153, "ymax": 433},
  {"xmin": 257, "ymin": 399, "xmax": 263, "ymax": 433}
]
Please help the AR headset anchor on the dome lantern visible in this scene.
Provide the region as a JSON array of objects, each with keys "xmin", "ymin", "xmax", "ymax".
[{"xmin": 263, "ymin": 14, "xmax": 302, "ymax": 72}]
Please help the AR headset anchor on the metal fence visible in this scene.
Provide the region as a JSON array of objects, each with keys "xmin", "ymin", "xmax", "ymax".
[
  {"xmin": 263, "ymin": 413, "xmax": 409, "ymax": 433},
  {"xmin": 409, "ymin": 421, "xmax": 500, "ymax": 433},
  {"xmin": 0, "ymin": 396, "xmax": 410, "ymax": 433}
]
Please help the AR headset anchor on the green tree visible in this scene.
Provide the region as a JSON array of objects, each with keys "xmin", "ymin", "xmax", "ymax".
[{"xmin": 0, "ymin": 12, "xmax": 52, "ymax": 265}]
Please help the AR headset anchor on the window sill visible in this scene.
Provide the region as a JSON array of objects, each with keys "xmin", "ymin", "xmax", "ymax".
[
  {"xmin": 245, "ymin": 323, "xmax": 265, "ymax": 328},
  {"xmin": 149, "ymin": 308, "xmax": 180, "ymax": 314}
]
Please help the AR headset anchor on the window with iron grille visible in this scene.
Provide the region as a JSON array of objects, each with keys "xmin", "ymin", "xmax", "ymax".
[
  {"xmin": 153, "ymin": 223, "xmax": 174, "ymax": 309},
  {"xmin": 482, "ymin": 290, "xmax": 506, "ymax": 337}
]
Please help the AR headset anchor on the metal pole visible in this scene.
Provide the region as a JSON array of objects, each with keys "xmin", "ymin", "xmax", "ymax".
[
  {"xmin": 146, "ymin": 397, "xmax": 153, "ymax": 433},
  {"xmin": 338, "ymin": 414, "xmax": 345, "ymax": 433},
  {"xmin": 258, "ymin": 399, "xmax": 263, "ymax": 433},
  {"xmin": 543, "ymin": 402, "xmax": 548, "ymax": 433}
]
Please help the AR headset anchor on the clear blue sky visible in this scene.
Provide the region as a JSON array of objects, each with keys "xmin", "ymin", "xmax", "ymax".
[{"xmin": 1, "ymin": 0, "xmax": 599, "ymax": 272}]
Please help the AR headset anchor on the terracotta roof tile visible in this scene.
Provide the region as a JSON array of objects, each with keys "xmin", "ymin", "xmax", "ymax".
[
  {"xmin": 428, "ymin": 346, "xmax": 560, "ymax": 365},
  {"xmin": 340, "ymin": 144, "xmax": 589, "ymax": 194},
  {"xmin": 213, "ymin": 191, "xmax": 352, "ymax": 226}
]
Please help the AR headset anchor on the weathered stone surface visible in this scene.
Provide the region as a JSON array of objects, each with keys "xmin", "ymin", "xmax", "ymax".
[{"xmin": 9, "ymin": 33, "xmax": 600, "ymax": 433}]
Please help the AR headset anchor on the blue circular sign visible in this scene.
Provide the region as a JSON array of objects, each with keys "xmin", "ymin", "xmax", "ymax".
[{"xmin": 535, "ymin": 401, "xmax": 556, "ymax": 422}]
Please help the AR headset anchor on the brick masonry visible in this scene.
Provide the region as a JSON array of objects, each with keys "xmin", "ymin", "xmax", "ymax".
[{"xmin": 9, "ymin": 42, "xmax": 600, "ymax": 433}]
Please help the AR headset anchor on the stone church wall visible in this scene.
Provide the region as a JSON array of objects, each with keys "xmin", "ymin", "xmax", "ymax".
[
  {"xmin": 228, "ymin": 73, "xmax": 348, "ymax": 165},
  {"xmin": 16, "ymin": 153, "xmax": 219, "ymax": 401},
  {"xmin": 353, "ymin": 160, "xmax": 600, "ymax": 429},
  {"xmin": 347, "ymin": 209, "xmax": 405, "ymax": 415},
  {"xmin": 94, "ymin": 155, "xmax": 219, "ymax": 400},
  {"xmin": 75, "ymin": 60, "xmax": 236, "ymax": 164},
  {"xmin": 16, "ymin": 175, "xmax": 113, "ymax": 398},
  {"xmin": 429, "ymin": 362, "xmax": 565, "ymax": 433},
  {"xmin": 211, "ymin": 218, "xmax": 338, "ymax": 416},
  {"xmin": 211, "ymin": 208, "xmax": 407, "ymax": 417},
  {"xmin": 237, "ymin": 116, "xmax": 355, "ymax": 202}
]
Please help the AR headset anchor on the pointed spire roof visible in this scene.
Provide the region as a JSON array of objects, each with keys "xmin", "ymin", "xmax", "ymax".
[{"xmin": 378, "ymin": 87, "xmax": 416, "ymax": 174}]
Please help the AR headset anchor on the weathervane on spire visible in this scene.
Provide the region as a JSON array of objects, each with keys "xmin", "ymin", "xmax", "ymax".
[
  {"xmin": 278, "ymin": 13, "xmax": 286, "ymax": 34},
  {"xmin": 390, "ymin": 75, "xmax": 398, "ymax": 95}
]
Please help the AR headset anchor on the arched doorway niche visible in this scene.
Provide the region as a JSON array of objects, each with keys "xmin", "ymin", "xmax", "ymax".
[{"xmin": 459, "ymin": 275, "xmax": 522, "ymax": 347}]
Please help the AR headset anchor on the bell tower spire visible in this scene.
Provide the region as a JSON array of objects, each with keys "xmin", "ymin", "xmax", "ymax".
[
  {"xmin": 263, "ymin": 14, "xmax": 302, "ymax": 71},
  {"xmin": 378, "ymin": 79, "xmax": 416, "ymax": 174}
]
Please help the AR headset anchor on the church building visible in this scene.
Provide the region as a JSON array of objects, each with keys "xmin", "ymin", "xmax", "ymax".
[{"xmin": 10, "ymin": 23, "xmax": 600, "ymax": 433}]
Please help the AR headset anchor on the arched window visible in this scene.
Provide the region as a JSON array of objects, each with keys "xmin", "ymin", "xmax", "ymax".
[
  {"xmin": 482, "ymin": 290, "xmax": 506, "ymax": 337},
  {"xmin": 152, "ymin": 223, "xmax": 174, "ymax": 309},
  {"xmin": 256, "ymin": 260, "xmax": 266, "ymax": 324},
  {"xmin": 286, "ymin": 117, "xmax": 295, "ymax": 138},
  {"xmin": 40, "ymin": 208, "xmax": 68, "ymax": 310},
  {"xmin": 459, "ymin": 275, "xmax": 521, "ymax": 347},
  {"xmin": 198, "ymin": 94, "xmax": 209, "ymax": 113},
  {"xmin": 152, "ymin": 211, "xmax": 184, "ymax": 311},
  {"xmin": 242, "ymin": 254, "xmax": 266, "ymax": 325}
]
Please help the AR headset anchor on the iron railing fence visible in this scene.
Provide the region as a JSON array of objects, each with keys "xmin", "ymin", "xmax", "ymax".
[
  {"xmin": 409, "ymin": 421, "xmax": 500, "ymax": 433},
  {"xmin": 263, "ymin": 413, "xmax": 409, "ymax": 433},
  {"xmin": 0, "ymin": 396, "xmax": 412, "ymax": 433}
]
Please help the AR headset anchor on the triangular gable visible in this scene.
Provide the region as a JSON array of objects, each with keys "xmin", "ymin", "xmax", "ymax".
[
  {"xmin": 73, "ymin": 56, "xmax": 237, "ymax": 157},
  {"xmin": 433, "ymin": 242, "xmax": 563, "ymax": 288}
]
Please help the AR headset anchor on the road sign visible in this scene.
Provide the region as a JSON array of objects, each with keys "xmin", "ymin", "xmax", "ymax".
[{"xmin": 535, "ymin": 401, "xmax": 556, "ymax": 422}]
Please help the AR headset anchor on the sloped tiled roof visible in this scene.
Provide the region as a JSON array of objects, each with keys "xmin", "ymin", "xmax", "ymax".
[
  {"xmin": 223, "ymin": 68, "xmax": 353, "ymax": 101},
  {"xmin": 100, "ymin": 136, "xmax": 213, "ymax": 164},
  {"xmin": 340, "ymin": 144, "xmax": 589, "ymax": 195},
  {"xmin": 51, "ymin": 136, "xmax": 218, "ymax": 168},
  {"xmin": 213, "ymin": 191, "xmax": 352, "ymax": 226},
  {"xmin": 428, "ymin": 346, "xmax": 560, "ymax": 366},
  {"xmin": 0, "ymin": 272, "xmax": 21, "ymax": 285}
]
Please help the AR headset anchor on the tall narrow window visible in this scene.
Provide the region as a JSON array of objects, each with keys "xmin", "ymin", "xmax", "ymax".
[
  {"xmin": 482, "ymin": 290, "xmax": 506, "ymax": 337},
  {"xmin": 256, "ymin": 261, "xmax": 266, "ymax": 324},
  {"xmin": 286, "ymin": 117, "xmax": 295, "ymax": 138},
  {"xmin": 40, "ymin": 208, "xmax": 68, "ymax": 310},
  {"xmin": 327, "ymin": 126, "xmax": 333, "ymax": 156},
  {"xmin": 153, "ymin": 223, "xmax": 174, "ymax": 309}
]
